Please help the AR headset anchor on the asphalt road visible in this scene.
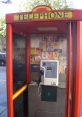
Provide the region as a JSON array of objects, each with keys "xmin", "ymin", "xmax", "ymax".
[{"xmin": 0, "ymin": 67, "xmax": 7, "ymax": 117}]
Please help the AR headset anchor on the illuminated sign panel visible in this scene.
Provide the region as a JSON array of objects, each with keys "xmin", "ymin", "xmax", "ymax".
[{"xmin": 14, "ymin": 11, "xmax": 73, "ymax": 21}]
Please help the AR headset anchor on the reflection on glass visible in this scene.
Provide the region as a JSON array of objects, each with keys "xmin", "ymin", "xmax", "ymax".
[{"xmin": 13, "ymin": 33, "xmax": 26, "ymax": 93}]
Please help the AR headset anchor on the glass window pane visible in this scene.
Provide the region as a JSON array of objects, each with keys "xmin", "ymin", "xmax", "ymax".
[{"xmin": 13, "ymin": 33, "xmax": 26, "ymax": 93}]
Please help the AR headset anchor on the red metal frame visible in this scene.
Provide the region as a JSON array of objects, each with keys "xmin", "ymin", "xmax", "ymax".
[
  {"xmin": 65, "ymin": 23, "xmax": 69, "ymax": 117},
  {"xmin": 68, "ymin": 22, "xmax": 73, "ymax": 117},
  {"xmin": 6, "ymin": 24, "xmax": 14, "ymax": 117},
  {"xmin": 26, "ymin": 34, "xmax": 30, "ymax": 84},
  {"xmin": 65, "ymin": 22, "xmax": 73, "ymax": 117},
  {"xmin": 74, "ymin": 21, "xmax": 82, "ymax": 117}
]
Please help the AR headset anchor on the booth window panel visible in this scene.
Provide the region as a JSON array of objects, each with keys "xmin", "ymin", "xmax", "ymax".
[
  {"xmin": 13, "ymin": 33, "xmax": 26, "ymax": 93},
  {"xmin": 13, "ymin": 90, "xmax": 27, "ymax": 117}
]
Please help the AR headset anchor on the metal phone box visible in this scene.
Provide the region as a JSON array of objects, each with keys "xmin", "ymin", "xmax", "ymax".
[{"xmin": 40, "ymin": 60, "xmax": 59, "ymax": 86}]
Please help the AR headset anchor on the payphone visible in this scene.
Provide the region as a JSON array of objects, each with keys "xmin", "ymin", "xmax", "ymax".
[{"xmin": 40, "ymin": 60, "xmax": 59, "ymax": 86}]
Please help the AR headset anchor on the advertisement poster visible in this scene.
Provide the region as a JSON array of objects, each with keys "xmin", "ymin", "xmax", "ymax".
[
  {"xmin": 53, "ymin": 52, "xmax": 60, "ymax": 60},
  {"xmin": 47, "ymin": 52, "xmax": 53, "ymax": 59},
  {"xmin": 30, "ymin": 34, "xmax": 66, "ymax": 68},
  {"xmin": 30, "ymin": 55, "xmax": 41, "ymax": 64},
  {"xmin": 39, "ymin": 36, "xmax": 47, "ymax": 51},
  {"xmin": 31, "ymin": 36, "xmax": 40, "ymax": 48},
  {"xmin": 42, "ymin": 52, "xmax": 47, "ymax": 59}
]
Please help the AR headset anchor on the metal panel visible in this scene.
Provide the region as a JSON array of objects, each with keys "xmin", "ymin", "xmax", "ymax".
[{"xmin": 28, "ymin": 84, "xmax": 65, "ymax": 117}]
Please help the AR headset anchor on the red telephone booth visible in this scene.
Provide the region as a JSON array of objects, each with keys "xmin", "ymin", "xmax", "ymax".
[{"xmin": 6, "ymin": 5, "xmax": 82, "ymax": 117}]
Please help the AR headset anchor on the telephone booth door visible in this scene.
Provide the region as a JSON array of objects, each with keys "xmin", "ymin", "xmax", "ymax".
[{"xmin": 6, "ymin": 6, "xmax": 82, "ymax": 117}]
